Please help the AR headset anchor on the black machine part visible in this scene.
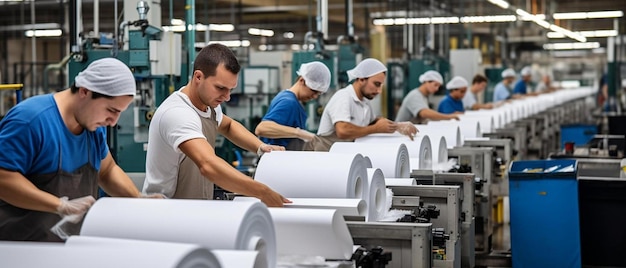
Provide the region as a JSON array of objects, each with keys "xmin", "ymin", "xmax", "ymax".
[{"xmin": 351, "ymin": 246, "xmax": 392, "ymax": 268}]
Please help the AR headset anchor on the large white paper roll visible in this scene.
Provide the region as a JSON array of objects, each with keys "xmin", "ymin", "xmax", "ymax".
[
  {"xmin": 213, "ymin": 250, "xmax": 266, "ymax": 268},
  {"xmin": 268, "ymin": 208, "xmax": 354, "ymax": 260},
  {"xmin": 428, "ymin": 120, "xmax": 481, "ymax": 141},
  {"xmin": 255, "ymin": 151, "xmax": 368, "ymax": 199},
  {"xmin": 355, "ymin": 134, "xmax": 432, "ymax": 170},
  {"xmin": 459, "ymin": 113, "xmax": 495, "ymax": 133},
  {"xmin": 64, "ymin": 236, "xmax": 222, "ymax": 268},
  {"xmin": 425, "ymin": 135, "xmax": 448, "ymax": 165},
  {"xmin": 330, "ymin": 142, "xmax": 410, "ymax": 178},
  {"xmin": 363, "ymin": 156, "xmax": 373, "ymax": 168},
  {"xmin": 366, "ymin": 168, "xmax": 388, "ymax": 221},
  {"xmin": 81, "ymin": 198, "xmax": 276, "ymax": 268},
  {"xmin": 385, "ymin": 178, "xmax": 417, "ymax": 186},
  {"xmin": 234, "ymin": 197, "xmax": 367, "ymax": 218},
  {"xmin": 415, "ymin": 124, "xmax": 460, "ymax": 148},
  {"xmin": 0, "ymin": 242, "xmax": 219, "ymax": 268}
]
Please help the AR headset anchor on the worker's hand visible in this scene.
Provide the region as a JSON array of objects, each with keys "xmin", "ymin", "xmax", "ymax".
[
  {"xmin": 373, "ymin": 118, "xmax": 398, "ymax": 134},
  {"xmin": 258, "ymin": 187, "xmax": 292, "ymax": 207},
  {"xmin": 448, "ymin": 114, "xmax": 460, "ymax": 121},
  {"xmin": 257, "ymin": 143, "xmax": 285, "ymax": 157},
  {"xmin": 140, "ymin": 193, "xmax": 167, "ymax": 199},
  {"xmin": 295, "ymin": 127, "xmax": 316, "ymax": 142},
  {"xmin": 484, "ymin": 103, "xmax": 494, "ymax": 109},
  {"xmin": 56, "ymin": 196, "xmax": 96, "ymax": 218},
  {"xmin": 397, "ymin": 121, "xmax": 418, "ymax": 140}
]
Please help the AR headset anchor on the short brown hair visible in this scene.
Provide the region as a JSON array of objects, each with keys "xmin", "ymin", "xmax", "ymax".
[{"xmin": 472, "ymin": 74, "xmax": 488, "ymax": 85}]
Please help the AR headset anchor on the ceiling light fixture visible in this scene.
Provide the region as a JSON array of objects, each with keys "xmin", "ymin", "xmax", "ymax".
[
  {"xmin": 24, "ymin": 29, "xmax": 62, "ymax": 37},
  {"xmin": 547, "ymin": 30, "xmax": 618, "ymax": 38},
  {"xmin": 248, "ymin": 28, "xmax": 274, "ymax": 37},
  {"xmin": 195, "ymin": 40, "xmax": 250, "ymax": 48},
  {"xmin": 553, "ymin": 11, "xmax": 623, "ymax": 20},
  {"xmin": 163, "ymin": 23, "xmax": 234, "ymax": 32},
  {"xmin": 543, "ymin": 42, "xmax": 600, "ymax": 50},
  {"xmin": 487, "ymin": 0, "xmax": 510, "ymax": 9}
]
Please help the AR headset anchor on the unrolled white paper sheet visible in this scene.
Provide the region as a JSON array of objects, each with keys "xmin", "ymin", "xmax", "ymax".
[
  {"xmin": 212, "ymin": 250, "xmax": 266, "ymax": 268},
  {"xmin": 254, "ymin": 151, "xmax": 368, "ymax": 199},
  {"xmin": 355, "ymin": 134, "xmax": 432, "ymax": 170},
  {"xmin": 0, "ymin": 242, "xmax": 219, "ymax": 268},
  {"xmin": 366, "ymin": 168, "xmax": 388, "ymax": 221},
  {"xmin": 330, "ymin": 142, "xmax": 410, "ymax": 178},
  {"xmin": 267, "ymin": 208, "xmax": 354, "ymax": 260},
  {"xmin": 414, "ymin": 124, "xmax": 460, "ymax": 149},
  {"xmin": 64, "ymin": 236, "xmax": 222, "ymax": 268},
  {"xmin": 385, "ymin": 178, "xmax": 417, "ymax": 186},
  {"xmin": 233, "ymin": 197, "xmax": 367, "ymax": 218},
  {"xmin": 80, "ymin": 198, "xmax": 276, "ymax": 268}
]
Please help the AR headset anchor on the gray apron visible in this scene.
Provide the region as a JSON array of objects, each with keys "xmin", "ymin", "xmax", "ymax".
[
  {"xmin": 173, "ymin": 107, "xmax": 217, "ymax": 199},
  {"xmin": 0, "ymin": 139, "xmax": 98, "ymax": 242},
  {"xmin": 303, "ymin": 133, "xmax": 351, "ymax": 152}
]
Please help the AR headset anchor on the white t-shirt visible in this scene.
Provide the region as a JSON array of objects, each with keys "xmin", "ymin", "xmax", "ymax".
[
  {"xmin": 143, "ymin": 89, "xmax": 223, "ymax": 197},
  {"xmin": 463, "ymin": 91, "xmax": 477, "ymax": 110},
  {"xmin": 317, "ymin": 85, "xmax": 375, "ymax": 136}
]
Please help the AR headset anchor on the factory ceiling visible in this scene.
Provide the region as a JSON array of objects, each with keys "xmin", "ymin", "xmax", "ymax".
[{"xmin": 0, "ymin": 0, "xmax": 624, "ymax": 57}]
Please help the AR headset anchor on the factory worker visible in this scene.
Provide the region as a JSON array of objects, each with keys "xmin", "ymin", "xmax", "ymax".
[
  {"xmin": 395, "ymin": 70, "xmax": 460, "ymax": 123},
  {"xmin": 437, "ymin": 76, "xmax": 468, "ymax": 114},
  {"xmin": 143, "ymin": 44, "xmax": 289, "ymax": 207},
  {"xmin": 492, "ymin": 68, "xmax": 518, "ymax": 102},
  {"xmin": 513, "ymin": 66, "xmax": 534, "ymax": 95},
  {"xmin": 255, "ymin": 61, "xmax": 331, "ymax": 150},
  {"xmin": 463, "ymin": 74, "xmax": 494, "ymax": 110},
  {"xmin": 0, "ymin": 58, "xmax": 147, "ymax": 242},
  {"xmin": 311, "ymin": 58, "xmax": 417, "ymax": 151}
]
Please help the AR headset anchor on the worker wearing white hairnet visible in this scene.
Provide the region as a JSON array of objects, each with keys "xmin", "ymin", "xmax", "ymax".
[
  {"xmin": 492, "ymin": 68, "xmax": 518, "ymax": 102},
  {"xmin": 438, "ymin": 76, "xmax": 468, "ymax": 114},
  {"xmin": 255, "ymin": 61, "xmax": 331, "ymax": 150},
  {"xmin": 311, "ymin": 58, "xmax": 417, "ymax": 151},
  {"xmin": 143, "ymin": 44, "xmax": 289, "ymax": 207},
  {"xmin": 395, "ymin": 70, "xmax": 460, "ymax": 123},
  {"xmin": 0, "ymin": 58, "xmax": 151, "ymax": 242},
  {"xmin": 463, "ymin": 74, "xmax": 494, "ymax": 110},
  {"xmin": 513, "ymin": 66, "xmax": 533, "ymax": 95}
]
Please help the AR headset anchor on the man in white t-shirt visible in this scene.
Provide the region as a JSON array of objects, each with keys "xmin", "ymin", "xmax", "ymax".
[
  {"xmin": 463, "ymin": 74, "xmax": 494, "ymax": 110},
  {"xmin": 142, "ymin": 44, "xmax": 289, "ymax": 207},
  {"xmin": 311, "ymin": 58, "xmax": 416, "ymax": 151}
]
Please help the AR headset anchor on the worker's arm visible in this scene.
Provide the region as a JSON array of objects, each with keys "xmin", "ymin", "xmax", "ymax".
[
  {"xmin": 219, "ymin": 115, "xmax": 284, "ymax": 153},
  {"xmin": 97, "ymin": 152, "xmax": 140, "ymax": 197},
  {"xmin": 471, "ymin": 103, "xmax": 494, "ymax": 110},
  {"xmin": 334, "ymin": 117, "xmax": 397, "ymax": 140},
  {"xmin": 255, "ymin": 120, "xmax": 315, "ymax": 141},
  {"xmin": 418, "ymin": 108, "xmax": 459, "ymax": 121},
  {"xmin": 0, "ymin": 168, "xmax": 61, "ymax": 213},
  {"xmin": 178, "ymin": 137, "xmax": 288, "ymax": 207}
]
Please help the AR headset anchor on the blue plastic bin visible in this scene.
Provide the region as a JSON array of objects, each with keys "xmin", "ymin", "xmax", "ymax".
[
  {"xmin": 508, "ymin": 159, "xmax": 581, "ymax": 268},
  {"xmin": 560, "ymin": 124, "xmax": 597, "ymax": 149}
]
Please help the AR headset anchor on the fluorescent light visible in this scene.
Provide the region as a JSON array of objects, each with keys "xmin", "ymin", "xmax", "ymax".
[
  {"xmin": 547, "ymin": 30, "xmax": 618, "ymax": 38},
  {"xmin": 487, "ymin": 0, "xmax": 510, "ymax": 9},
  {"xmin": 283, "ymin": 32, "xmax": 294, "ymax": 39},
  {"xmin": 208, "ymin": 24, "xmax": 234, "ymax": 32},
  {"xmin": 195, "ymin": 40, "xmax": 250, "ymax": 48},
  {"xmin": 460, "ymin": 15, "xmax": 517, "ymax": 23},
  {"xmin": 163, "ymin": 23, "xmax": 234, "ymax": 32},
  {"xmin": 248, "ymin": 28, "xmax": 274, "ymax": 37},
  {"xmin": 25, "ymin": 29, "xmax": 62, "ymax": 37},
  {"xmin": 543, "ymin": 42, "xmax": 600, "ymax": 50},
  {"xmin": 170, "ymin": 19, "xmax": 185, "ymax": 26},
  {"xmin": 554, "ymin": 11, "xmax": 623, "ymax": 20}
]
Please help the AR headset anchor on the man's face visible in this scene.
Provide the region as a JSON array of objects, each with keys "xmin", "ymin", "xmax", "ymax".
[
  {"xmin": 426, "ymin": 81, "xmax": 442, "ymax": 94},
  {"xmin": 474, "ymin": 81, "xmax": 487, "ymax": 93},
  {"xmin": 196, "ymin": 64, "xmax": 238, "ymax": 108},
  {"xmin": 360, "ymin": 72, "xmax": 386, "ymax": 100},
  {"xmin": 76, "ymin": 88, "xmax": 133, "ymax": 131},
  {"xmin": 300, "ymin": 78, "xmax": 322, "ymax": 102},
  {"xmin": 450, "ymin": 87, "xmax": 467, "ymax": 100}
]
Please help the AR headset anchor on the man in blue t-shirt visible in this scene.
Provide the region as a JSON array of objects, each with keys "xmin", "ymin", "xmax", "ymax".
[
  {"xmin": 0, "ymin": 58, "xmax": 151, "ymax": 242},
  {"xmin": 438, "ymin": 76, "xmax": 467, "ymax": 114},
  {"xmin": 255, "ymin": 61, "xmax": 331, "ymax": 150},
  {"xmin": 513, "ymin": 66, "xmax": 533, "ymax": 95},
  {"xmin": 493, "ymin": 68, "xmax": 518, "ymax": 102}
]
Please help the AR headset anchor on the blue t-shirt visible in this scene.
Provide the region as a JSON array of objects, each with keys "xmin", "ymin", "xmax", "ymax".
[
  {"xmin": 260, "ymin": 90, "xmax": 307, "ymax": 147},
  {"xmin": 493, "ymin": 82, "xmax": 511, "ymax": 102},
  {"xmin": 0, "ymin": 94, "xmax": 108, "ymax": 176},
  {"xmin": 513, "ymin": 80, "xmax": 527, "ymax": 94},
  {"xmin": 437, "ymin": 95, "xmax": 465, "ymax": 114}
]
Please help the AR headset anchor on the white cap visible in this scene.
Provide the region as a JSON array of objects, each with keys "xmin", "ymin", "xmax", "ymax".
[
  {"xmin": 501, "ymin": 68, "xmax": 516, "ymax": 78},
  {"xmin": 622, "ymin": 78, "xmax": 626, "ymax": 88},
  {"xmin": 419, "ymin": 70, "xmax": 443, "ymax": 84},
  {"xmin": 75, "ymin": 58, "xmax": 136, "ymax": 97},
  {"xmin": 446, "ymin": 76, "xmax": 468, "ymax": 90},
  {"xmin": 346, "ymin": 58, "xmax": 387, "ymax": 81},
  {"xmin": 521, "ymin": 66, "xmax": 532, "ymax": 76},
  {"xmin": 297, "ymin": 61, "xmax": 331, "ymax": 93}
]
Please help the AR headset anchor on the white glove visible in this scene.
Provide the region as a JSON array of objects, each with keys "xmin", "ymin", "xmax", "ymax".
[
  {"xmin": 397, "ymin": 122, "xmax": 418, "ymax": 140},
  {"xmin": 56, "ymin": 196, "xmax": 96, "ymax": 218},
  {"xmin": 295, "ymin": 127, "xmax": 315, "ymax": 142}
]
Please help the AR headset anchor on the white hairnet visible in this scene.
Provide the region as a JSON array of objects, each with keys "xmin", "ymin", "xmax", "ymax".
[
  {"xmin": 622, "ymin": 79, "xmax": 626, "ymax": 88},
  {"xmin": 501, "ymin": 68, "xmax": 516, "ymax": 78},
  {"xmin": 346, "ymin": 58, "xmax": 387, "ymax": 81},
  {"xmin": 297, "ymin": 61, "xmax": 331, "ymax": 93},
  {"xmin": 418, "ymin": 70, "xmax": 443, "ymax": 84},
  {"xmin": 446, "ymin": 76, "xmax": 468, "ymax": 90},
  {"xmin": 75, "ymin": 58, "xmax": 136, "ymax": 97},
  {"xmin": 521, "ymin": 66, "xmax": 532, "ymax": 76}
]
